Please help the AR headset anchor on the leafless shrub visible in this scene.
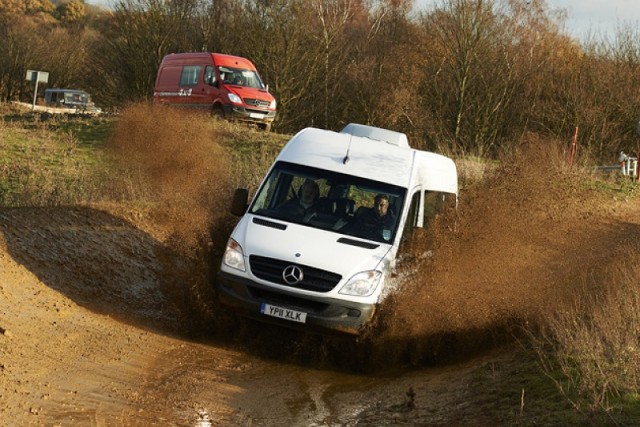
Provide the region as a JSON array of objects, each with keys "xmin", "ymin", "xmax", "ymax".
[{"xmin": 529, "ymin": 253, "xmax": 640, "ymax": 414}]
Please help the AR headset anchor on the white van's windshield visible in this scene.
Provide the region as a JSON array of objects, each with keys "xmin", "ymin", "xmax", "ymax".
[
  {"xmin": 217, "ymin": 66, "xmax": 265, "ymax": 89},
  {"xmin": 249, "ymin": 161, "xmax": 406, "ymax": 244}
]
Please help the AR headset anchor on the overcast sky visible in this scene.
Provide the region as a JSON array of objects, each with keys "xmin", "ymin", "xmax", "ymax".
[
  {"xmin": 86, "ymin": 0, "xmax": 640, "ymax": 41},
  {"xmin": 414, "ymin": 0, "xmax": 640, "ymax": 41}
]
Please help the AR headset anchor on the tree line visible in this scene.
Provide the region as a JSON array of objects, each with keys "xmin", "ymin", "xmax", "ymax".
[{"xmin": 2, "ymin": 0, "xmax": 640, "ymax": 160}]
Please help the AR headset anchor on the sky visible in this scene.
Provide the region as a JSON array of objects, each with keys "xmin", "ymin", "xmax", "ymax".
[
  {"xmin": 86, "ymin": 0, "xmax": 640, "ymax": 42},
  {"xmin": 414, "ymin": 0, "xmax": 640, "ymax": 41}
]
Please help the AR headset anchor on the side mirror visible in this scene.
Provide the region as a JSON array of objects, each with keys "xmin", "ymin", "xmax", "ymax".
[{"xmin": 231, "ymin": 188, "xmax": 249, "ymax": 216}]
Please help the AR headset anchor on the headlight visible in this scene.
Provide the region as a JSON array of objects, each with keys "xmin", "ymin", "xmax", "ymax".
[
  {"xmin": 269, "ymin": 99, "xmax": 277, "ymax": 109},
  {"xmin": 222, "ymin": 238, "xmax": 246, "ymax": 271},
  {"xmin": 228, "ymin": 93, "xmax": 242, "ymax": 104},
  {"xmin": 339, "ymin": 270, "xmax": 382, "ymax": 297}
]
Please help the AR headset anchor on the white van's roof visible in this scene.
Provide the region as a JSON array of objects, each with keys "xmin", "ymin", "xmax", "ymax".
[{"xmin": 276, "ymin": 126, "xmax": 458, "ymax": 195}]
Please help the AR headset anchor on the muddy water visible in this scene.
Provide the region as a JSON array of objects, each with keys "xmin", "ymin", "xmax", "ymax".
[{"xmin": 123, "ymin": 336, "xmax": 496, "ymax": 426}]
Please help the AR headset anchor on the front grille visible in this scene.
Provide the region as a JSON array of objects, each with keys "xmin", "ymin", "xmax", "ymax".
[
  {"xmin": 243, "ymin": 98, "xmax": 271, "ymax": 108},
  {"xmin": 249, "ymin": 255, "xmax": 342, "ymax": 292}
]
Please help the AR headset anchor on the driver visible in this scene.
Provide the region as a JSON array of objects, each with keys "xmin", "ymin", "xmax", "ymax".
[{"xmin": 277, "ymin": 179, "xmax": 320, "ymax": 221}]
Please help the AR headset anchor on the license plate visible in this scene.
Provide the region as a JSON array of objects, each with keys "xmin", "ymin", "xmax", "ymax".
[
  {"xmin": 249, "ymin": 113, "xmax": 265, "ymax": 119},
  {"xmin": 260, "ymin": 303, "xmax": 307, "ymax": 323}
]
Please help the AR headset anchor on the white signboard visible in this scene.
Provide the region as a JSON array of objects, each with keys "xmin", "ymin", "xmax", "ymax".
[
  {"xmin": 25, "ymin": 70, "xmax": 50, "ymax": 110},
  {"xmin": 26, "ymin": 70, "xmax": 49, "ymax": 83}
]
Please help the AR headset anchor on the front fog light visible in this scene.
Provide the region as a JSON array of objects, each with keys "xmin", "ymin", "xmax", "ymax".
[
  {"xmin": 339, "ymin": 271, "xmax": 382, "ymax": 297},
  {"xmin": 222, "ymin": 238, "xmax": 246, "ymax": 271}
]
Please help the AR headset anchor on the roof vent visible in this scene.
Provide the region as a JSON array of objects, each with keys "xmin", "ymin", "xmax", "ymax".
[{"xmin": 340, "ymin": 123, "xmax": 409, "ymax": 148}]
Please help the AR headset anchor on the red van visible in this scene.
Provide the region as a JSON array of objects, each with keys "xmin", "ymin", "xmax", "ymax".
[{"xmin": 153, "ymin": 52, "xmax": 276, "ymax": 131}]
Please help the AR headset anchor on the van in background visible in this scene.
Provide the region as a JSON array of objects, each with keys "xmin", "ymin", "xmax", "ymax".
[
  {"xmin": 153, "ymin": 52, "xmax": 276, "ymax": 131},
  {"xmin": 43, "ymin": 89, "xmax": 101, "ymax": 114}
]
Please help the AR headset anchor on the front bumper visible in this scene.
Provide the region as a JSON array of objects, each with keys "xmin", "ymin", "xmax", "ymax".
[
  {"xmin": 222, "ymin": 105, "xmax": 276, "ymax": 124},
  {"xmin": 216, "ymin": 270, "xmax": 376, "ymax": 336}
]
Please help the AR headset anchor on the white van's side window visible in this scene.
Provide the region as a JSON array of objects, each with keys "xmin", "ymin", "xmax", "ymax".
[
  {"xmin": 180, "ymin": 65, "xmax": 202, "ymax": 86},
  {"xmin": 424, "ymin": 191, "xmax": 456, "ymax": 219}
]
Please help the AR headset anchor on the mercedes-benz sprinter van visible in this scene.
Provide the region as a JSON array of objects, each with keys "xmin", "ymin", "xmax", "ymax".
[
  {"xmin": 216, "ymin": 124, "xmax": 458, "ymax": 335},
  {"xmin": 153, "ymin": 52, "xmax": 276, "ymax": 131}
]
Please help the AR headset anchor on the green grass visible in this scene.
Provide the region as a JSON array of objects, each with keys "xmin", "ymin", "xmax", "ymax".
[
  {"xmin": 583, "ymin": 173, "xmax": 639, "ymax": 198},
  {"xmin": 0, "ymin": 105, "xmax": 292, "ymax": 207},
  {"xmin": 0, "ymin": 115, "xmax": 113, "ymax": 206}
]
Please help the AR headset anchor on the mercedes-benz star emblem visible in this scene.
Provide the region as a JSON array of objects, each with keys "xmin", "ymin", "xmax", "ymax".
[{"xmin": 282, "ymin": 265, "xmax": 304, "ymax": 285}]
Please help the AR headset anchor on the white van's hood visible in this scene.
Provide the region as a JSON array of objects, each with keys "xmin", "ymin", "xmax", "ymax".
[{"xmin": 237, "ymin": 215, "xmax": 391, "ymax": 278}]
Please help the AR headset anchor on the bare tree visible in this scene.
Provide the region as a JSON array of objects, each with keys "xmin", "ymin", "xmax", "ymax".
[
  {"xmin": 186, "ymin": 0, "xmax": 235, "ymax": 52},
  {"xmin": 90, "ymin": 0, "xmax": 196, "ymax": 106},
  {"xmin": 309, "ymin": 0, "xmax": 354, "ymax": 128},
  {"xmin": 0, "ymin": 16, "xmax": 53, "ymax": 101},
  {"xmin": 344, "ymin": 1, "xmax": 423, "ymax": 134},
  {"xmin": 224, "ymin": 0, "xmax": 327, "ymax": 130}
]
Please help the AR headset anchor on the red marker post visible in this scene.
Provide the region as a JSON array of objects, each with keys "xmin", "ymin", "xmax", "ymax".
[
  {"xmin": 637, "ymin": 139, "xmax": 640, "ymax": 182},
  {"xmin": 568, "ymin": 127, "xmax": 578, "ymax": 169}
]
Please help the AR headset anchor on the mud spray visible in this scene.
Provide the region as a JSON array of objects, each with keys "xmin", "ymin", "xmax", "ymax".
[
  {"xmin": 109, "ymin": 104, "xmax": 236, "ymax": 335},
  {"xmin": 109, "ymin": 114, "xmax": 623, "ymax": 372}
]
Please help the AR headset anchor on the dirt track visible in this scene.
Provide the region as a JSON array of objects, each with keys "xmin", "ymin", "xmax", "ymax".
[
  {"xmin": 0, "ymin": 205, "xmax": 502, "ymax": 426},
  {"xmin": 1, "ymin": 155, "xmax": 639, "ymax": 425}
]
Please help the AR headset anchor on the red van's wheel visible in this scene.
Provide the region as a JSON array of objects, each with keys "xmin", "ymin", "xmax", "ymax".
[
  {"xmin": 212, "ymin": 106, "xmax": 225, "ymax": 120},
  {"xmin": 260, "ymin": 123, "xmax": 272, "ymax": 132}
]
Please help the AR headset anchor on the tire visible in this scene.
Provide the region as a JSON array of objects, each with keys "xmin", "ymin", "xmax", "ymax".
[
  {"xmin": 260, "ymin": 123, "xmax": 272, "ymax": 132},
  {"xmin": 212, "ymin": 106, "xmax": 225, "ymax": 120}
]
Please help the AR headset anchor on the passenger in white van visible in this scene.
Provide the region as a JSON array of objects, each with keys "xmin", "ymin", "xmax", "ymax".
[
  {"xmin": 351, "ymin": 194, "xmax": 396, "ymax": 241},
  {"xmin": 277, "ymin": 179, "xmax": 320, "ymax": 221}
]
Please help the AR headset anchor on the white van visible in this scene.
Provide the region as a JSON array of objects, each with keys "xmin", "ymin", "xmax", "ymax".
[{"xmin": 216, "ymin": 124, "xmax": 458, "ymax": 335}]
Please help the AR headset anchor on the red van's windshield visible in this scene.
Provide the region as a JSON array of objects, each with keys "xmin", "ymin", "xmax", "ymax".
[{"xmin": 217, "ymin": 66, "xmax": 265, "ymax": 90}]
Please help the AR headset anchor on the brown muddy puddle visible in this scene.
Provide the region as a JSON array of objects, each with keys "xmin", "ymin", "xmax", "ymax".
[
  {"xmin": 42, "ymin": 329, "xmax": 498, "ymax": 426},
  {"xmin": 51, "ymin": 337, "xmax": 492, "ymax": 426}
]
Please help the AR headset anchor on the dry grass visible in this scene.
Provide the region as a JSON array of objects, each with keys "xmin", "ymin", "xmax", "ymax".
[
  {"xmin": 367, "ymin": 136, "xmax": 640, "ymax": 421},
  {"xmin": 530, "ymin": 254, "xmax": 640, "ymax": 416}
]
